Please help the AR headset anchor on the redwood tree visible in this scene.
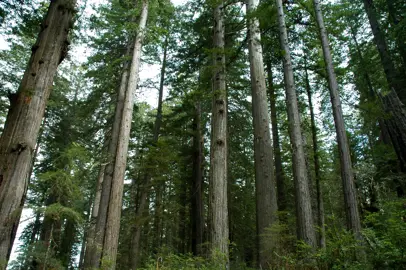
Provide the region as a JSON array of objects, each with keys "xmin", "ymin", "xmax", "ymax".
[{"xmin": 0, "ymin": 0, "xmax": 76, "ymax": 266}]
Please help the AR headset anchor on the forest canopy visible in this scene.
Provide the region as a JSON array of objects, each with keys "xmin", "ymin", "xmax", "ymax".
[{"xmin": 0, "ymin": 0, "xmax": 405, "ymax": 269}]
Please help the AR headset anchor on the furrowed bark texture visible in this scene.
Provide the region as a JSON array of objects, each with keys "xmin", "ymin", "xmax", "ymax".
[
  {"xmin": 101, "ymin": 1, "xmax": 148, "ymax": 268},
  {"xmin": 84, "ymin": 40, "xmax": 133, "ymax": 270},
  {"xmin": 275, "ymin": 0, "xmax": 316, "ymax": 248},
  {"xmin": 304, "ymin": 63, "xmax": 326, "ymax": 249},
  {"xmin": 210, "ymin": 0, "xmax": 229, "ymax": 265},
  {"xmin": 267, "ymin": 62, "xmax": 286, "ymax": 211},
  {"xmin": 246, "ymin": 0, "xmax": 278, "ymax": 267},
  {"xmin": 313, "ymin": 0, "xmax": 362, "ymax": 238},
  {"xmin": 0, "ymin": 0, "xmax": 76, "ymax": 266}
]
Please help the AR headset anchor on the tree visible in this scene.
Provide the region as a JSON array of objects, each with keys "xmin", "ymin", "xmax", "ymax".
[
  {"xmin": 246, "ymin": 0, "xmax": 278, "ymax": 266},
  {"xmin": 210, "ymin": 0, "xmax": 229, "ymax": 265},
  {"xmin": 362, "ymin": 0, "xmax": 406, "ymax": 174},
  {"xmin": 0, "ymin": 0, "xmax": 76, "ymax": 266},
  {"xmin": 304, "ymin": 58, "xmax": 326, "ymax": 248},
  {"xmin": 312, "ymin": 0, "xmax": 362, "ymax": 241},
  {"xmin": 267, "ymin": 62, "xmax": 287, "ymax": 212},
  {"xmin": 275, "ymin": 0, "xmax": 316, "ymax": 248},
  {"xmin": 101, "ymin": 0, "xmax": 149, "ymax": 268}
]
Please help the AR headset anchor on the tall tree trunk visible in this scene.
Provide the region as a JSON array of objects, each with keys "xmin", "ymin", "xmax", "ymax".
[
  {"xmin": 304, "ymin": 61, "xmax": 326, "ymax": 249},
  {"xmin": 210, "ymin": 0, "xmax": 229, "ymax": 266},
  {"xmin": 101, "ymin": 1, "xmax": 149, "ymax": 268},
  {"xmin": 83, "ymin": 40, "xmax": 132, "ymax": 269},
  {"xmin": 191, "ymin": 102, "xmax": 204, "ymax": 256},
  {"xmin": 246, "ymin": 0, "xmax": 278, "ymax": 267},
  {"xmin": 313, "ymin": 0, "xmax": 362, "ymax": 240},
  {"xmin": 362, "ymin": 0, "xmax": 406, "ymax": 103},
  {"xmin": 266, "ymin": 62, "xmax": 287, "ymax": 212},
  {"xmin": 0, "ymin": 1, "xmax": 76, "ymax": 266},
  {"xmin": 129, "ymin": 29, "xmax": 168, "ymax": 270},
  {"xmin": 151, "ymin": 36, "xmax": 169, "ymax": 254},
  {"xmin": 362, "ymin": 0, "xmax": 406, "ymax": 173},
  {"xmin": 275, "ymin": 0, "xmax": 316, "ymax": 248}
]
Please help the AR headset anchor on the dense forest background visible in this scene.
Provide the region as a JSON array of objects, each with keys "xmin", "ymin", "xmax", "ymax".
[{"xmin": 0, "ymin": 0, "xmax": 405, "ymax": 269}]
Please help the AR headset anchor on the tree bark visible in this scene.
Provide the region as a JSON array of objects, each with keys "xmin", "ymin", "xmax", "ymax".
[
  {"xmin": 191, "ymin": 102, "xmax": 204, "ymax": 256},
  {"xmin": 266, "ymin": 62, "xmax": 287, "ymax": 212},
  {"xmin": 362, "ymin": 0, "xmax": 406, "ymax": 103},
  {"xmin": 101, "ymin": 1, "xmax": 148, "ymax": 268},
  {"xmin": 210, "ymin": 0, "xmax": 229, "ymax": 266},
  {"xmin": 275, "ymin": 0, "xmax": 316, "ymax": 248},
  {"xmin": 246, "ymin": 0, "xmax": 278, "ymax": 267},
  {"xmin": 313, "ymin": 0, "xmax": 362, "ymax": 240},
  {"xmin": 128, "ymin": 30, "xmax": 168, "ymax": 270},
  {"xmin": 304, "ymin": 61, "xmax": 326, "ymax": 249},
  {"xmin": 362, "ymin": 0, "xmax": 406, "ymax": 173},
  {"xmin": 0, "ymin": 1, "xmax": 76, "ymax": 266},
  {"xmin": 83, "ymin": 40, "xmax": 133, "ymax": 270}
]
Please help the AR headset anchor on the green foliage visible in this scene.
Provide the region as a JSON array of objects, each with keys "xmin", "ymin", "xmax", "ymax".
[
  {"xmin": 42, "ymin": 203, "xmax": 83, "ymax": 224},
  {"xmin": 140, "ymin": 253, "xmax": 256, "ymax": 270},
  {"xmin": 363, "ymin": 199, "xmax": 406, "ymax": 269}
]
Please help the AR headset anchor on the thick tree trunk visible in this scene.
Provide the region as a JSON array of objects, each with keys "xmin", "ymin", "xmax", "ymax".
[
  {"xmin": 362, "ymin": 0, "xmax": 406, "ymax": 173},
  {"xmin": 210, "ymin": 1, "xmax": 229, "ymax": 266},
  {"xmin": 266, "ymin": 62, "xmax": 287, "ymax": 212},
  {"xmin": 0, "ymin": 1, "xmax": 76, "ymax": 266},
  {"xmin": 83, "ymin": 40, "xmax": 132, "ymax": 269},
  {"xmin": 363, "ymin": 0, "xmax": 406, "ymax": 103},
  {"xmin": 246, "ymin": 0, "xmax": 278, "ymax": 267},
  {"xmin": 313, "ymin": 0, "xmax": 362, "ymax": 239},
  {"xmin": 101, "ymin": 1, "xmax": 148, "ymax": 268},
  {"xmin": 304, "ymin": 62, "xmax": 326, "ymax": 249},
  {"xmin": 191, "ymin": 102, "xmax": 204, "ymax": 256},
  {"xmin": 275, "ymin": 0, "xmax": 316, "ymax": 248}
]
